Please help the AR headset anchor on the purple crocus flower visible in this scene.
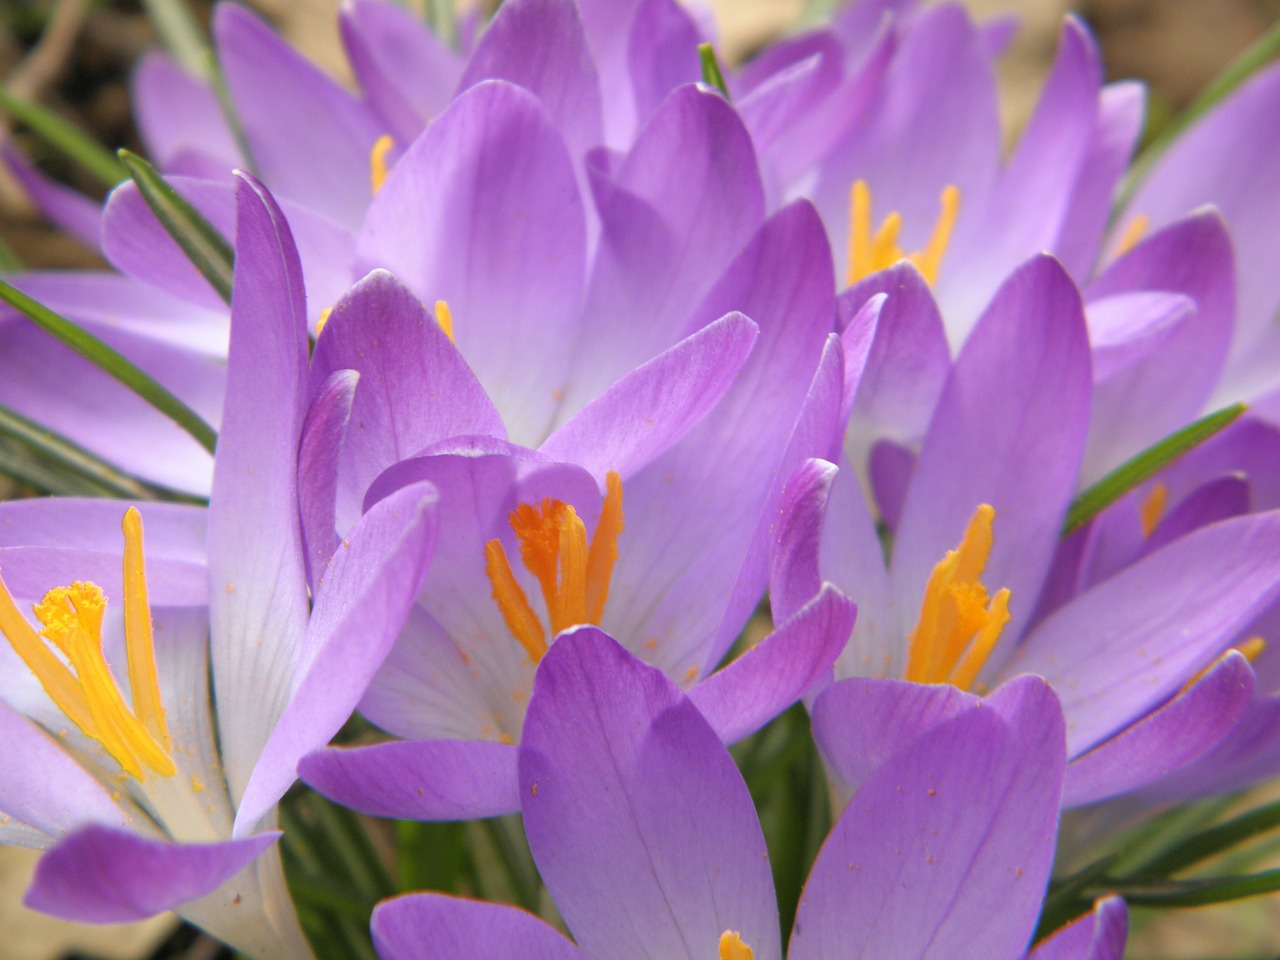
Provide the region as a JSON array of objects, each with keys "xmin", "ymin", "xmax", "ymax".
[
  {"xmin": 772, "ymin": 253, "xmax": 1280, "ymax": 808},
  {"xmin": 369, "ymin": 627, "xmax": 1126, "ymax": 960},
  {"xmin": 0, "ymin": 175, "xmax": 437, "ymax": 957}
]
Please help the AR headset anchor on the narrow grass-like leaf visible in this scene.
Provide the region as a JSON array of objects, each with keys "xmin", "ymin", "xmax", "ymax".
[
  {"xmin": 0, "ymin": 88, "xmax": 127, "ymax": 187},
  {"xmin": 1120, "ymin": 19, "xmax": 1280, "ymax": 204},
  {"xmin": 139, "ymin": 0, "xmax": 212, "ymax": 80},
  {"xmin": 117, "ymin": 149, "xmax": 235, "ymax": 304},
  {"xmin": 1100, "ymin": 869, "xmax": 1280, "ymax": 908},
  {"xmin": 1062, "ymin": 403, "xmax": 1247, "ymax": 535},
  {"xmin": 1129, "ymin": 800, "xmax": 1280, "ymax": 880},
  {"xmin": 698, "ymin": 42, "xmax": 730, "ymax": 99},
  {"xmin": 0, "ymin": 401, "xmax": 183, "ymax": 499},
  {"xmin": 0, "ymin": 278, "xmax": 218, "ymax": 454}
]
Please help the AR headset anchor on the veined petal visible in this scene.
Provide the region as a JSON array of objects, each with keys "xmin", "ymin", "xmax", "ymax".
[
  {"xmin": 208, "ymin": 175, "xmax": 310, "ymax": 808},
  {"xmin": 521, "ymin": 628, "xmax": 781, "ymax": 960},
  {"xmin": 373, "ymin": 894, "xmax": 587, "ymax": 960},
  {"xmin": 301, "ymin": 739, "xmax": 519, "ymax": 821}
]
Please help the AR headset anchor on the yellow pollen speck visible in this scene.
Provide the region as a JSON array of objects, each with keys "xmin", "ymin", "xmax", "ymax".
[
  {"xmin": 1139, "ymin": 482, "xmax": 1168, "ymax": 538},
  {"xmin": 1114, "ymin": 214, "xmax": 1150, "ymax": 257},
  {"xmin": 684, "ymin": 666, "xmax": 698, "ymax": 684},
  {"xmin": 369, "ymin": 134, "xmax": 395, "ymax": 194},
  {"xmin": 191, "ymin": 773, "xmax": 205, "ymax": 793},
  {"xmin": 847, "ymin": 180, "xmax": 960, "ymax": 287},
  {"xmin": 434, "ymin": 300, "xmax": 455, "ymax": 343},
  {"xmin": 0, "ymin": 508, "xmax": 175, "ymax": 780},
  {"xmin": 484, "ymin": 472, "xmax": 624, "ymax": 664},
  {"xmin": 905, "ymin": 504, "xmax": 1010, "ymax": 691},
  {"xmin": 719, "ymin": 931, "xmax": 754, "ymax": 960},
  {"xmin": 531, "ymin": 782, "xmax": 539, "ymax": 797}
]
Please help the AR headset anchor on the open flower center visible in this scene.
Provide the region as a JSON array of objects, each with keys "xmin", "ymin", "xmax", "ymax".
[
  {"xmin": 719, "ymin": 931, "xmax": 753, "ymax": 960},
  {"xmin": 904, "ymin": 503, "xmax": 1010, "ymax": 691},
  {"xmin": 484, "ymin": 472, "xmax": 624, "ymax": 663},
  {"xmin": 0, "ymin": 508, "xmax": 174, "ymax": 780},
  {"xmin": 847, "ymin": 180, "xmax": 960, "ymax": 287}
]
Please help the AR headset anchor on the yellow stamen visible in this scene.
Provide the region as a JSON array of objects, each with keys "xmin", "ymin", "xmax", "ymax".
[
  {"xmin": 0, "ymin": 510, "xmax": 174, "ymax": 779},
  {"xmin": 1139, "ymin": 481, "xmax": 1168, "ymax": 538},
  {"xmin": 905, "ymin": 504, "xmax": 1010, "ymax": 690},
  {"xmin": 847, "ymin": 180, "xmax": 960, "ymax": 287},
  {"xmin": 1114, "ymin": 214, "xmax": 1150, "ymax": 257},
  {"xmin": 369, "ymin": 134, "xmax": 395, "ymax": 194},
  {"xmin": 484, "ymin": 472, "xmax": 624, "ymax": 662},
  {"xmin": 434, "ymin": 300, "xmax": 455, "ymax": 343},
  {"xmin": 719, "ymin": 931, "xmax": 754, "ymax": 960},
  {"xmin": 316, "ymin": 306, "xmax": 333, "ymax": 338}
]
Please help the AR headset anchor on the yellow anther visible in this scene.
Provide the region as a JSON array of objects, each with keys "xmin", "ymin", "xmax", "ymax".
[
  {"xmin": 485, "ymin": 472, "xmax": 625, "ymax": 662},
  {"xmin": 847, "ymin": 180, "xmax": 960, "ymax": 287},
  {"xmin": 1139, "ymin": 481, "xmax": 1168, "ymax": 538},
  {"xmin": 434, "ymin": 300, "xmax": 455, "ymax": 343},
  {"xmin": 316, "ymin": 306, "xmax": 333, "ymax": 338},
  {"xmin": 719, "ymin": 931, "xmax": 754, "ymax": 960},
  {"xmin": 0, "ymin": 508, "xmax": 174, "ymax": 779},
  {"xmin": 1114, "ymin": 214, "xmax": 1150, "ymax": 257},
  {"xmin": 905, "ymin": 504, "xmax": 1011, "ymax": 690},
  {"xmin": 370, "ymin": 134, "xmax": 395, "ymax": 194}
]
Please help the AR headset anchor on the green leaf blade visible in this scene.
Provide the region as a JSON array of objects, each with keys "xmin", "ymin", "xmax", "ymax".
[
  {"xmin": 0, "ymin": 87, "xmax": 127, "ymax": 187},
  {"xmin": 117, "ymin": 149, "xmax": 236, "ymax": 305},
  {"xmin": 1062, "ymin": 403, "xmax": 1247, "ymax": 535},
  {"xmin": 0, "ymin": 279, "xmax": 218, "ymax": 455}
]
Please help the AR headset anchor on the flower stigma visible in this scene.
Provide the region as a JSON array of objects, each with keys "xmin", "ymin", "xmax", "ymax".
[
  {"xmin": 719, "ymin": 931, "xmax": 754, "ymax": 960},
  {"xmin": 370, "ymin": 134, "xmax": 396, "ymax": 194},
  {"xmin": 0, "ymin": 507, "xmax": 174, "ymax": 779},
  {"xmin": 484, "ymin": 472, "xmax": 624, "ymax": 663},
  {"xmin": 905, "ymin": 503, "xmax": 1010, "ymax": 691},
  {"xmin": 847, "ymin": 180, "xmax": 960, "ymax": 287}
]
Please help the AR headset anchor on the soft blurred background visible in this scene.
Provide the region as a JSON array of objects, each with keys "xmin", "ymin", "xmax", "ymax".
[{"xmin": 2, "ymin": 0, "xmax": 1280, "ymax": 957}]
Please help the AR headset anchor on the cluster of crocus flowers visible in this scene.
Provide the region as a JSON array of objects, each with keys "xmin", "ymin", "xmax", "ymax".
[{"xmin": 2, "ymin": 0, "xmax": 1280, "ymax": 956}]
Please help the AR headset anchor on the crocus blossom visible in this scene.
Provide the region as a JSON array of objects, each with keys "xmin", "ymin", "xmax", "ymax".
[
  {"xmin": 772, "ymin": 254, "xmax": 1280, "ymax": 807},
  {"xmin": 0, "ymin": 175, "xmax": 437, "ymax": 957},
  {"xmin": 369, "ymin": 627, "xmax": 1125, "ymax": 960}
]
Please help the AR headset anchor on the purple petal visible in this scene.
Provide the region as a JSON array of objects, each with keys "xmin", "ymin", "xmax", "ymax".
[
  {"xmin": 1026, "ymin": 898, "xmax": 1127, "ymax": 960},
  {"xmin": 0, "ymin": 498, "xmax": 205, "ymax": 559},
  {"xmin": 892, "ymin": 255, "xmax": 1091, "ymax": 648},
  {"xmin": 357, "ymin": 80, "xmax": 585, "ymax": 446},
  {"xmin": 340, "ymin": 0, "xmax": 461, "ymax": 141},
  {"xmin": 841, "ymin": 263, "xmax": 951, "ymax": 468},
  {"xmin": 868, "ymin": 438, "xmax": 915, "ymax": 531},
  {"xmin": 564, "ymin": 84, "xmax": 764, "ymax": 412},
  {"xmin": 688, "ymin": 584, "xmax": 856, "ymax": 743},
  {"xmin": 214, "ymin": 3, "xmax": 384, "ymax": 228},
  {"xmin": 540, "ymin": 312, "xmax": 758, "ymax": 482},
  {"xmin": 1141, "ymin": 475, "xmax": 1250, "ymax": 556},
  {"xmin": 2, "ymin": 142, "xmax": 101, "ymax": 247},
  {"xmin": 790, "ymin": 676, "xmax": 1064, "ymax": 960},
  {"xmin": 1004, "ymin": 512, "xmax": 1280, "ymax": 754},
  {"xmin": 627, "ymin": 0, "xmax": 702, "ymax": 125},
  {"xmin": 0, "ymin": 701, "xmax": 126, "ymax": 836},
  {"xmin": 310, "ymin": 269, "xmax": 504, "ymax": 525},
  {"xmin": 458, "ymin": 0, "xmax": 603, "ymax": 166},
  {"xmin": 1087, "ymin": 291, "xmax": 1195, "ymax": 382},
  {"xmin": 1143, "ymin": 694, "xmax": 1280, "ymax": 801},
  {"xmin": 810, "ymin": 676, "xmax": 979, "ymax": 795},
  {"xmin": 1054, "ymin": 82, "xmax": 1144, "ymax": 279},
  {"xmin": 131, "ymin": 52, "xmax": 239, "ymax": 172},
  {"xmin": 1083, "ymin": 211, "xmax": 1235, "ymax": 480},
  {"xmin": 769, "ymin": 458, "xmax": 838, "ymax": 624},
  {"xmin": 521, "ymin": 628, "xmax": 781, "ymax": 960},
  {"xmin": 301, "ymin": 739, "xmax": 519, "ymax": 821},
  {"xmin": 208, "ymin": 174, "xmax": 310, "ymax": 806},
  {"xmin": 299, "ymin": 369, "xmax": 360, "ymax": 585},
  {"xmin": 234, "ymin": 481, "xmax": 437, "ymax": 833},
  {"xmin": 373, "ymin": 894, "xmax": 586, "ymax": 960},
  {"xmin": 1061, "ymin": 650, "xmax": 1255, "ymax": 806},
  {"xmin": 26, "ymin": 826, "xmax": 277, "ymax": 922}
]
